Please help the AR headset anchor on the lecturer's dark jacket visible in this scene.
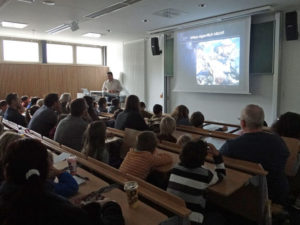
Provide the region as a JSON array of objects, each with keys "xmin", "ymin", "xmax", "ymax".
[{"xmin": 115, "ymin": 110, "xmax": 148, "ymax": 131}]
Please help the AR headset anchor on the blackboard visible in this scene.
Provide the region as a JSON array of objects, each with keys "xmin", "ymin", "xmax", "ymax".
[{"xmin": 249, "ymin": 21, "xmax": 275, "ymax": 74}]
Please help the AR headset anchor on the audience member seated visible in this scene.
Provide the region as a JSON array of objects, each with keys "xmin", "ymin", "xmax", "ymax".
[
  {"xmin": 98, "ymin": 97, "xmax": 108, "ymax": 113},
  {"xmin": 115, "ymin": 95, "xmax": 148, "ymax": 131},
  {"xmin": 21, "ymin": 96, "xmax": 30, "ymax": 108},
  {"xmin": 54, "ymin": 98, "xmax": 88, "ymax": 151},
  {"xmin": 84, "ymin": 96, "xmax": 99, "ymax": 121},
  {"xmin": 140, "ymin": 102, "xmax": 152, "ymax": 119},
  {"xmin": 120, "ymin": 131, "xmax": 172, "ymax": 179},
  {"xmin": 176, "ymin": 134, "xmax": 192, "ymax": 147},
  {"xmin": 108, "ymin": 98, "xmax": 121, "ymax": 114},
  {"xmin": 48, "ymin": 114, "xmax": 68, "ymax": 139},
  {"xmin": 171, "ymin": 105, "xmax": 191, "ymax": 126},
  {"xmin": 157, "ymin": 116, "xmax": 177, "ymax": 143},
  {"xmin": 47, "ymin": 153, "xmax": 79, "ymax": 198},
  {"xmin": 0, "ymin": 100, "xmax": 7, "ymax": 117},
  {"xmin": 271, "ymin": 112, "xmax": 300, "ymax": 139},
  {"xmin": 59, "ymin": 93, "xmax": 71, "ymax": 114},
  {"xmin": 25, "ymin": 105, "xmax": 40, "ymax": 124},
  {"xmin": 0, "ymin": 132, "xmax": 22, "ymax": 183},
  {"xmin": 0, "ymin": 138, "xmax": 125, "ymax": 225},
  {"xmin": 167, "ymin": 141, "xmax": 226, "ymax": 225},
  {"xmin": 190, "ymin": 111, "xmax": 205, "ymax": 128},
  {"xmin": 106, "ymin": 109, "xmax": 124, "ymax": 128},
  {"xmin": 37, "ymin": 98, "xmax": 44, "ymax": 107},
  {"xmin": 220, "ymin": 104, "xmax": 290, "ymax": 204},
  {"xmin": 82, "ymin": 121, "xmax": 109, "ymax": 163},
  {"xmin": 26, "ymin": 96, "xmax": 40, "ymax": 109},
  {"xmin": 148, "ymin": 104, "xmax": 164, "ymax": 133},
  {"xmin": 28, "ymin": 93, "xmax": 60, "ymax": 137},
  {"xmin": 4, "ymin": 93, "xmax": 26, "ymax": 127}
]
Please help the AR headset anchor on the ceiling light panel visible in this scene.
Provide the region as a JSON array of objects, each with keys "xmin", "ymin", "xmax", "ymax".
[
  {"xmin": 82, "ymin": 33, "xmax": 102, "ymax": 38},
  {"xmin": 1, "ymin": 21, "xmax": 28, "ymax": 29},
  {"xmin": 46, "ymin": 24, "xmax": 70, "ymax": 34}
]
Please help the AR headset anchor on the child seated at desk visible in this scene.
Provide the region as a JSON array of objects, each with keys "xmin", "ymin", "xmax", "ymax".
[
  {"xmin": 148, "ymin": 104, "xmax": 164, "ymax": 133},
  {"xmin": 98, "ymin": 97, "xmax": 108, "ymax": 113},
  {"xmin": 119, "ymin": 131, "xmax": 172, "ymax": 180},
  {"xmin": 157, "ymin": 116, "xmax": 177, "ymax": 143},
  {"xmin": 48, "ymin": 153, "xmax": 79, "ymax": 198},
  {"xmin": 167, "ymin": 140, "xmax": 226, "ymax": 225}
]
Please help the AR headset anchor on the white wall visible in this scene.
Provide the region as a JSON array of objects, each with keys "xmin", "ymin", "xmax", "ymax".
[
  {"xmin": 145, "ymin": 35, "xmax": 164, "ymax": 111},
  {"xmin": 279, "ymin": 9, "xmax": 300, "ymax": 115},
  {"xmin": 107, "ymin": 42, "xmax": 123, "ymax": 80},
  {"xmin": 122, "ymin": 40, "xmax": 146, "ymax": 101}
]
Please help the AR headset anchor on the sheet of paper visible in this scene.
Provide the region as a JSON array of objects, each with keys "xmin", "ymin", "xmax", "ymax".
[
  {"xmin": 54, "ymin": 152, "xmax": 71, "ymax": 164},
  {"xmin": 204, "ymin": 137, "xmax": 226, "ymax": 150},
  {"xmin": 73, "ymin": 175, "xmax": 86, "ymax": 185}
]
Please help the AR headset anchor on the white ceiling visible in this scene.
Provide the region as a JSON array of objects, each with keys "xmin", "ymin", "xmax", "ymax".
[{"xmin": 0, "ymin": 0, "xmax": 299, "ymax": 44}]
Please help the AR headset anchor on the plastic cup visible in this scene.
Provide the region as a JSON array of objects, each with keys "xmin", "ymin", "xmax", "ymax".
[
  {"xmin": 67, "ymin": 156, "xmax": 77, "ymax": 175},
  {"xmin": 124, "ymin": 181, "xmax": 139, "ymax": 208}
]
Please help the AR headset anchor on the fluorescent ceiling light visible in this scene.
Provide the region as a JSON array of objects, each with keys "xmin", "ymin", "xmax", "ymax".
[
  {"xmin": 1, "ymin": 21, "xmax": 28, "ymax": 29},
  {"xmin": 46, "ymin": 24, "xmax": 70, "ymax": 34},
  {"xmin": 17, "ymin": 0, "xmax": 35, "ymax": 3},
  {"xmin": 82, "ymin": 32, "xmax": 102, "ymax": 38}
]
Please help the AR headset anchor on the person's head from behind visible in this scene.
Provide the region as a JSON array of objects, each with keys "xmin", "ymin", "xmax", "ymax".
[
  {"xmin": 44, "ymin": 93, "xmax": 59, "ymax": 111},
  {"xmin": 271, "ymin": 112, "xmax": 300, "ymax": 139},
  {"xmin": 136, "ymin": 131, "xmax": 157, "ymax": 153},
  {"xmin": 140, "ymin": 102, "xmax": 146, "ymax": 111},
  {"xmin": 190, "ymin": 111, "xmax": 205, "ymax": 128},
  {"xmin": 111, "ymin": 98, "xmax": 120, "ymax": 108},
  {"xmin": 82, "ymin": 121, "xmax": 107, "ymax": 156},
  {"xmin": 70, "ymin": 98, "xmax": 87, "ymax": 117},
  {"xmin": 30, "ymin": 97, "xmax": 40, "ymax": 106},
  {"xmin": 0, "ymin": 100, "xmax": 8, "ymax": 112},
  {"xmin": 6, "ymin": 93, "xmax": 20, "ymax": 108},
  {"xmin": 29, "ymin": 105, "xmax": 40, "ymax": 117},
  {"xmin": 172, "ymin": 105, "xmax": 189, "ymax": 120},
  {"xmin": 160, "ymin": 116, "xmax": 176, "ymax": 136},
  {"xmin": 83, "ymin": 96, "xmax": 94, "ymax": 108},
  {"xmin": 59, "ymin": 93, "xmax": 71, "ymax": 104},
  {"xmin": 180, "ymin": 140, "xmax": 208, "ymax": 168},
  {"xmin": 0, "ymin": 132, "xmax": 22, "ymax": 162},
  {"xmin": 21, "ymin": 96, "xmax": 29, "ymax": 105},
  {"xmin": 36, "ymin": 99, "xmax": 44, "ymax": 107},
  {"xmin": 153, "ymin": 104, "xmax": 163, "ymax": 117},
  {"xmin": 125, "ymin": 95, "xmax": 140, "ymax": 112},
  {"xmin": 240, "ymin": 104, "xmax": 264, "ymax": 132},
  {"xmin": 107, "ymin": 72, "xmax": 114, "ymax": 82},
  {"xmin": 98, "ymin": 97, "xmax": 107, "ymax": 108},
  {"xmin": 177, "ymin": 135, "xmax": 192, "ymax": 147}
]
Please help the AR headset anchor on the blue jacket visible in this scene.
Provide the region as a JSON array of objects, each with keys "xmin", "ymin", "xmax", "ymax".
[{"xmin": 51, "ymin": 172, "xmax": 79, "ymax": 198}]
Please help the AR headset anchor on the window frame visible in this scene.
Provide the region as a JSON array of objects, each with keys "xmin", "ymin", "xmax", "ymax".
[{"xmin": 75, "ymin": 44, "xmax": 104, "ymax": 66}]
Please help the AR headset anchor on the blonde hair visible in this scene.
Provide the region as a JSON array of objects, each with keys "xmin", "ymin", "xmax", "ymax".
[
  {"xmin": 0, "ymin": 132, "xmax": 22, "ymax": 161},
  {"xmin": 36, "ymin": 99, "xmax": 44, "ymax": 107},
  {"xmin": 59, "ymin": 93, "xmax": 71, "ymax": 104},
  {"xmin": 160, "ymin": 116, "xmax": 176, "ymax": 136},
  {"xmin": 177, "ymin": 134, "xmax": 192, "ymax": 147}
]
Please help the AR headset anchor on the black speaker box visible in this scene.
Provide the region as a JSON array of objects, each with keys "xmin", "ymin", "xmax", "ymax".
[
  {"xmin": 285, "ymin": 11, "xmax": 298, "ymax": 41},
  {"xmin": 151, "ymin": 37, "xmax": 162, "ymax": 55}
]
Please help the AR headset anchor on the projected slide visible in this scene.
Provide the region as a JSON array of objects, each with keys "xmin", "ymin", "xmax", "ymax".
[{"xmin": 195, "ymin": 37, "xmax": 240, "ymax": 86}]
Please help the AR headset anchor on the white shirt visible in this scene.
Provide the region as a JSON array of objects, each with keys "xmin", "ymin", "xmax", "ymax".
[{"xmin": 102, "ymin": 79, "xmax": 122, "ymax": 93}]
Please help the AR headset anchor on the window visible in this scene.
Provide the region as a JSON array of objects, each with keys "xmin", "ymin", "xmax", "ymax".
[
  {"xmin": 76, "ymin": 46, "xmax": 102, "ymax": 65},
  {"xmin": 3, "ymin": 40, "xmax": 39, "ymax": 62},
  {"xmin": 46, "ymin": 43, "xmax": 73, "ymax": 64}
]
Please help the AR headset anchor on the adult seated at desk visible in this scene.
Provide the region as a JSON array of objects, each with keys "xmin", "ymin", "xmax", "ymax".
[
  {"xmin": 21, "ymin": 95, "xmax": 30, "ymax": 108},
  {"xmin": 54, "ymin": 98, "xmax": 88, "ymax": 151},
  {"xmin": 3, "ymin": 93, "xmax": 26, "ymax": 127},
  {"xmin": 157, "ymin": 116, "xmax": 177, "ymax": 143},
  {"xmin": 171, "ymin": 105, "xmax": 191, "ymax": 126},
  {"xmin": 0, "ymin": 100, "xmax": 7, "ymax": 117},
  {"xmin": 0, "ymin": 138, "xmax": 124, "ymax": 225},
  {"xmin": 115, "ymin": 95, "xmax": 148, "ymax": 131},
  {"xmin": 220, "ymin": 104, "xmax": 289, "ymax": 204},
  {"xmin": 120, "ymin": 131, "xmax": 172, "ymax": 180},
  {"xmin": 28, "ymin": 93, "xmax": 60, "ymax": 137},
  {"xmin": 167, "ymin": 140, "xmax": 226, "ymax": 225},
  {"xmin": 102, "ymin": 72, "xmax": 122, "ymax": 101}
]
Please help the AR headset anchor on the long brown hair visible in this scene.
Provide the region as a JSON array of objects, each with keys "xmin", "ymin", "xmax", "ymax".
[
  {"xmin": 171, "ymin": 105, "xmax": 189, "ymax": 121},
  {"xmin": 125, "ymin": 95, "xmax": 140, "ymax": 112}
]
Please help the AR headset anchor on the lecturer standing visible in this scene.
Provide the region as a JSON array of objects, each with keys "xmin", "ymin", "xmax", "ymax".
[{"xmin": 102, "ymin": 72, "xmax": 122, "ymax": 101}]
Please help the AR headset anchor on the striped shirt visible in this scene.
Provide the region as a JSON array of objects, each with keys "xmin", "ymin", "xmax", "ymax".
[
  {"xmin": 119, "ymin": 148, "xmax": 173, "ymax": 179},
  {"xmin": 167, "ymin": 155, "xmax": 226, "ymax": 225}
]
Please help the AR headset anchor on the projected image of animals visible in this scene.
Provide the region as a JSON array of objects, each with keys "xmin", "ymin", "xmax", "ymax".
[{"xmin": 195, "ymin": 37, "xmax": 240, "ymax": 86}]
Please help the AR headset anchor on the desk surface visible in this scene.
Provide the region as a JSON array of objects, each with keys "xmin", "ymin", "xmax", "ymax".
[
  {"xmin": 155, "ymin": 148, "xmax": 252, "ymax": 197},
  {"xmin": 56, "ymin": 165, "xmax": 168, "ymax": 225}
]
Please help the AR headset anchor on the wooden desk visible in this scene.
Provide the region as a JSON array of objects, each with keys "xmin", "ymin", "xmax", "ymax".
[
  {"xmin": 173, "ymin": 130, "xmax": 201, "ymax": 140},
  {"xmin": 155, "ymin": 148, "xmax": 252, "ymax": 196}
]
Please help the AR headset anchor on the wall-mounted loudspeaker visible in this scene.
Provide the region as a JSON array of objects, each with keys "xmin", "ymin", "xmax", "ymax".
[
  {"xmin": 285, "ymin": 11, "xmax": 298, "ymax": 41},
  {"xmin": 151, "ymin": 37, "xmax": 162, "ymax": 55}
]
